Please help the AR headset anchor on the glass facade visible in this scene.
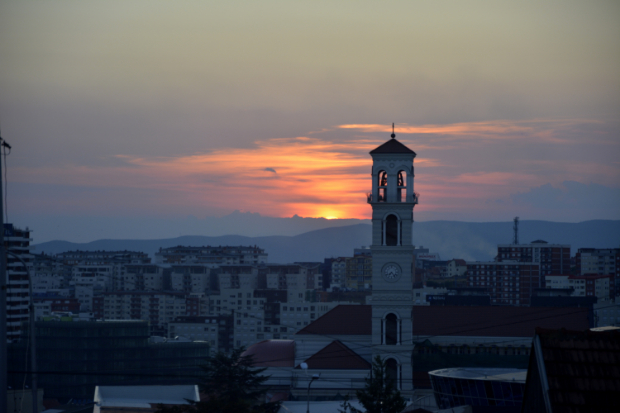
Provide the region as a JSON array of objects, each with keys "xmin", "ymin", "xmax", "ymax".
[
  {"xmin": 8, "ymin": 320, "xmax": 210, "ymax": 401},
  {"xmin": 429, "ymin": 369, "xmax": 526, "ymax": 409}
]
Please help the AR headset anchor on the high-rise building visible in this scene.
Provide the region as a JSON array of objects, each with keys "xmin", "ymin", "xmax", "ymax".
[
  {"xmin": 4, "ymin": 223, "xmax": 32, "ymax": 341},
  {"xmin": 467, "ymin": 261, "xmax": 541, "ymax": 306},
  {"xmin": 545, "ymin": 274, "xmax": 611, "ymax": 302},
  {"xmin": 8, "ymin": 319, "xmax": 209, "ymax": 400},
  {"xmin": 497, "ymin": 240, "xmax": 570, "ymax": 280},
  {"xmin": 155, "ymin": 245, "xmax": 267, "ymax": 266},
  {"xmin": 345, "ymin": 255, "xmax": 372, "ymax": 291},
  {"xmin": 368, "ymin": 130, "xmax": 418, "ymax": 393},
  {"xmin": 576, "ymin": 248, "xmax": 619, "ymax": 297}
]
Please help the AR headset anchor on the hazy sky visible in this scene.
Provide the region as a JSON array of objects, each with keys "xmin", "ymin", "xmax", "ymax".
[{"xmin": 1, "ymin": 1, "xmax": 619, "ymax": 241}]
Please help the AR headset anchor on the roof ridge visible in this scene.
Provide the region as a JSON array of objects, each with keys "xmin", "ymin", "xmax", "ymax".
[
  {"xmin": 370, "ymin": 138, "xmax": 416, "ymax": 155},
  {"xmin": 299, "ymin": 340, "xmax": 371, "ymax": 369}
]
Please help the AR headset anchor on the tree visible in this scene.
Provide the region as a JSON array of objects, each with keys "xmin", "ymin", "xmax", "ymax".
[
  {"xmin": 352, "ymin": 356, "xmax": 407, "ymax": 413},
  {"xmin": 338, "ymin": 394, "xmax": 354, "ymax": 413},
  {"xmin": 157, "ymin": 347, "xmax": 281, "ymax": 413}
]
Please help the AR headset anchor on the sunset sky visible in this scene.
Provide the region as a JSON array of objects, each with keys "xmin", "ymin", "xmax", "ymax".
[{"xmin": 1, "ymin": 1, "xmax": 619, "ymax": 242}]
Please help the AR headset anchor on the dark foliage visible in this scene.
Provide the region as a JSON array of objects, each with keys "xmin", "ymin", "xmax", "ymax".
[
  {"xmin": 157, "ymin": 347, "xmax": 281, "ymax": 413},
  {"xmin": 352, "ymin": 356, "xmax": 407, "ymax": 413}
]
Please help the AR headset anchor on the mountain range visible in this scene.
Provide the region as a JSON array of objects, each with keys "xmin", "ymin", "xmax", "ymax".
[{"xmin": 33, "ymin": 220, "xmax": 620, "ymax": 263}]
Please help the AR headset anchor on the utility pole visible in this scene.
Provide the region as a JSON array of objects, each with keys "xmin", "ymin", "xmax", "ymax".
[{"xmin": 0, "ymin": 133, "xmax": 8, "ymax": 413}]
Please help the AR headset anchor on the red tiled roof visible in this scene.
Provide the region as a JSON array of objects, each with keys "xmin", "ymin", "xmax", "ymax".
[
  {"xmin": 533, "ymin": 328, "xmax": 620, "ymax": 412},
  {"xmin": 296, "ymin": 305, "xmax": 372, "ymax": 336},
  {"xmin": 411, "ymin": 306, "xmax": 590, "ymax": 338},
  {"xmin": 297, "ymin": 340, "xmax": 371, "ymax": 370},
  {"xmin": 241, "ymin": 339, "xmax": 295, "ymax": 367},
  {"xmin": 370, "ymin": 138, "xmax": 416, "ymax": 155}
]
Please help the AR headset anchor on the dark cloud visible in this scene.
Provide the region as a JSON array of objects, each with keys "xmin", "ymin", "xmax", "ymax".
[{"xmin": 263, "ymin": 167, "xmax": 277, "ymax": 173}]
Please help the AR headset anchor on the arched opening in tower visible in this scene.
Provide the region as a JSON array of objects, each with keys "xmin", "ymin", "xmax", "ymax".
[
  {"xmin": 378, "ymin": 171, "xmax": 387, "ymax": 202},
  {"xmin": 385, "ymin": 215, "xmax": 398, "ymax": 246},
  {"xmin": 386, "ymin": 357, "xmax": 398, "ymax": 386},
  {"xmin": 397, "ymin": 170, "xmax": 407, "ymax": 202},
  {"xmin": 385, "ymin": 313, "xmax": 398, "ymax": 345}
]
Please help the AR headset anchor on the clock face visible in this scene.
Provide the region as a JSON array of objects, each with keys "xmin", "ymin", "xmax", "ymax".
[{"xmin": 382, "ymin": 263, "xmax": 401, "ymax": 282}]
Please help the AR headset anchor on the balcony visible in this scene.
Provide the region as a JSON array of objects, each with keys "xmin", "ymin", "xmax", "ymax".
[{"xmin": 367, "ymin": 192, "xmax": 419, "ymax": 204}]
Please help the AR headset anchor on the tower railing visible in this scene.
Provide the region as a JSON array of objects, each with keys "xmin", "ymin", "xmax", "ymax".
[{"xmin": 367, "ymin": 192, "xmax": 420, "ymax": 204}]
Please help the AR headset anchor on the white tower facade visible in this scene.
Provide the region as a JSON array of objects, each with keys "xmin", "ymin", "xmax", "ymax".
[{"xmin": 368, "ymin": 131, "xmax": 418, "ymax": 395}]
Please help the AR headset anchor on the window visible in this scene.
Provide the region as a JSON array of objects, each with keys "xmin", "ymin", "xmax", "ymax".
[
  {"xmin": 385, "ymin": 313, "xmax": 398, "ymax": 345},
  {"xmin": 378, "ymin": 171, "xmax": 387, "ymax": 201},
  {"xmin": 386, "ymin": 358, "xmax": 398, "ymax": 388},
  {"xmin": 385, "ymin": 215, "xmax": 399, "ymax": 246}
]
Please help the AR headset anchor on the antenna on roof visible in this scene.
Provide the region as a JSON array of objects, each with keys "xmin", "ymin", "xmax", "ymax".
[
  {"xmin": 391, "ymin": 123, "xmax": 395, "ymax": 139},
  {"xmin": 513, "ymin": 217, "xmax": 519, "ymax": 245}
]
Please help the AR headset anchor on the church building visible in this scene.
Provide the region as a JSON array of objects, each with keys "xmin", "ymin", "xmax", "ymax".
[
  {"xmin": 367, "ymin": 128, "xmax": 419, "ymax": 393},
  {"xmin": 242, "ymin": 129, "xmax": 589, "ymax": 404}
]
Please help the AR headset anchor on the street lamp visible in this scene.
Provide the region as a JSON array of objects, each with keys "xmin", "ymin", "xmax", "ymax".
[
  {"xmin": 300, "ymin": 363, "xmax": 320, "ymax": 413},
  {"xmin": 306, "ymin": 373, "xmax": 320, "ymax": 413}
]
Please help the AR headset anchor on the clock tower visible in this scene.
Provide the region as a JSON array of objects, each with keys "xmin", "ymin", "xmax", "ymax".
[{"xmin": 368, "ymin": 127, "xmax": 418, "ymax": 394}]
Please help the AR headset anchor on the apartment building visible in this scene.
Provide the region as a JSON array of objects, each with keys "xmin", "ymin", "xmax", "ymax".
[
  {"xmin": 123, "ymin": 264, "xmax": 169, "ymax": 291},
  {"xmin": 168, "ymin": 314, "xmax": 234, "ymax": 354},
  {"xmin": 467, "ymin": 261, "xmax": 541, "ymax": 306},
  {"xmin": 71, "ymin": 268, "xmax": 114, "ymax": 311},
  {"xmin": 208, "ymin": 288, "xmax": 266, "ymax": 315},
  {"xmin": 4, "ymin": 224, "xmax": 33, "ymax": 341},
  {"xmin": 218, "ymin": 265, "xmax": 259, "ymax": 290},
  {"xmin": 93, "ymin": 291, "xmax": 188, "ymax": 335},
  {"xmin": 31, "ymin": 253, "xmax": 71, "ymax": 292},
  {"xmin": 56, "ymin": 250, "xmax": 151, "ymax": 266},
  {"xmin": 170, "ymin": 264, "xmax": 211, "ymax": 293},
  {"xmin": 263, "ymin": 264, "xmax": 321, "ymax": 291},
  {"xmin": 155, "ymin": 245, "xmax": 267, "ymax": 267},
  {"xmin": 497, "ymin": 240, "xmax": 570, "ymax": 279},
  {"xmin": 594, "ymin": 298, "xmax": 620, "ymax": 327},
  {"xmin": 445, "ymin": 259, "xmax": 467, "ymax": 278},
  {"xmin": 576, "ymin": 248, "xmax": 619, "ymax": 297},
  {"xmin": 186, "ymin": 293, "xmax": 209, "ymax": 316},
  {"xmin": 329, "ymin": 258, "xmax": 347, "ymax": 291},
  {"xmin": 345, "ymin": 255, "xmax": 372, "ymax": 291},
  {"xmin": 545, "ymin": 274, "xmax": 611, "ymax": 301}
]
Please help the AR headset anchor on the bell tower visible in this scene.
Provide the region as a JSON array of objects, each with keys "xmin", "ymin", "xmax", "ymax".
[{"xmin": 368, "ymin": 125, "xmax": 418, "ymax": 394}]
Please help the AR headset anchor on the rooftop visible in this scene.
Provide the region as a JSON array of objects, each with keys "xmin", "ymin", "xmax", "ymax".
[
  {"xmin": 527, "ymin": 327, "xmax": 620, "ymax": 412},
  {"xmin": 93, "ymin": 385, "xmax": 199, "ymax": 409},
  {"xmin": 242, "ymin": 339, "xmax": 295, "ymax": 367},
  {"xmin": 297, "ymin": 340, "xmax": 371, "ymax": 370},
  {"xmin": 296, "ymin": 305, "xmax": 372, "ymax": 336},
  {"xmin": 411, "ymin": 306, "xmax": 590, "ymax": 337},
  {"xmin": 369, "ymin": 138, "xmax": 416, "ymax": 155},
  {"xmin": 429, "ymin": 367, "xmax": 527, "ymax": 383}
]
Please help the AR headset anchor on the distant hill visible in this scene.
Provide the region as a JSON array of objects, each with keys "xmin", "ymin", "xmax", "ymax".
[{"xmin": 33, "ymin": 220, "xmax": 620, "ymax": 263}]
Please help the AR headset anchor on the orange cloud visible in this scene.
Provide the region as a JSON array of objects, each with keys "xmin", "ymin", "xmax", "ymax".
[
  {"xmin": 14, "ymin": 118, "xmax": 617, "ymax": 221},
  {"xmin": 15, "ymin": 137, "xmax": 380, "ymax": 219},
  {"xmin": 338, "ymin": 119, "xmax": 605, "ymax": 144}
]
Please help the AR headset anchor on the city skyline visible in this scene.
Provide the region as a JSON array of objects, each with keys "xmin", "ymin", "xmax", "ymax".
[{"xmin": 1, "ymin": 1, "xmax": 618, "ymax": 242}]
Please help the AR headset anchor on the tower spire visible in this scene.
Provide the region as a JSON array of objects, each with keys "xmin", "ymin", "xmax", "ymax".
[{"xmin": 391, "ymin": 123, "xmax": 395, "ymax": 139}]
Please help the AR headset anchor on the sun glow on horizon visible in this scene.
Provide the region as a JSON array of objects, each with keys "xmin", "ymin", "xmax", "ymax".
[{"xmin": 13, "ymin": 119, "xmax": 619, "ymax": 221}]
